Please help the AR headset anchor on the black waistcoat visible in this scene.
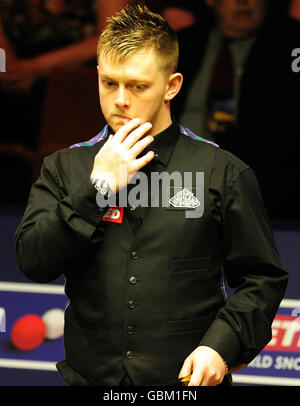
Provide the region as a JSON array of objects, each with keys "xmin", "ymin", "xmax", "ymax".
[{"xmin": 61, "ymin": 131, "xmax": 226, "ymax": 386}]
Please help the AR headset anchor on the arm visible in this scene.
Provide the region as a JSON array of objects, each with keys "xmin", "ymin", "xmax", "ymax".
[
  {"xmin": 25, "ymin": 0, "xmax": 130, "ymax": 72},
  {"xmin": 15, "ymin": 120, "xmax": 155, "ymax": 283},
  {"xmin": 32, "ymin": 0, "xmax": 130, "ymax": 71},
  {"xmin": 6, "ymin": 0, "xmax": 130, "ymax": 91},
  {"xmin": 179, "ymin": 164, "xmax": 288, "ymax": 386},
  {"xmin": 15, "ymin": 149, "xmax": 105, "ymax": 283}
]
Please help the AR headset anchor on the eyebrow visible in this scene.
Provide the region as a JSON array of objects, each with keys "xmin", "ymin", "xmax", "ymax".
[{"xmin": 99, "ymin": 74, "xmax": 151, "ymax": 85}]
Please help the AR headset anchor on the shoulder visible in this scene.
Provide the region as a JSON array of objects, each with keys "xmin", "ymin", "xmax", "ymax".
[
  {"xmin": 42, "ymin": 138, "xmax": 106, "ymax": 179},
  {"xmin": 179, "ymin": 125, "xmax": 248, "ymax": 168},
  {"xmin": 213, "ymin": 148, "xmax": 250, "ymax": 182},
  {"xmin": 44, "ymin": 125, "xmax": 109, "ymax": 169},
  {"xmin": 178, "ymin": 125, "xmax": 252, "ymax": 187}
]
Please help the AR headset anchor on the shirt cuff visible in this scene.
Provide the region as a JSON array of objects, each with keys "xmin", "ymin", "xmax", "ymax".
[
  {"xmin": 199, "ymin": 318, "xmax": 242, "ymax": 369},
  {"xmin": 72, "ymin": 179, "xmax": 107, "ymax": 227}
]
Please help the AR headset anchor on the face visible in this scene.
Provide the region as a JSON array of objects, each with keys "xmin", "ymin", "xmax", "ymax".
[
  {"xmin": 206, "ymin": 0, "xmax": 269, "ymax": 38},
  {"xmin": 97, "ymin": 49, "xmax": 181, "ymax": 135}
]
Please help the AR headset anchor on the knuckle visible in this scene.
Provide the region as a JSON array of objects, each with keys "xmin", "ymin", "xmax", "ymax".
[{"xmin": 208, "ymin": 368, "xmax": 217, "ymax": 377}]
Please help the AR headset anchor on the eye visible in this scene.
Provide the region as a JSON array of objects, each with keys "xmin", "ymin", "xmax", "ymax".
[
  {"xmin": 102, "ymin": 80, "xmax": 117, "ymax": 88},
  {"xmin": 129, "ymin": 83, "xmax": 145, "ymax": 91}
]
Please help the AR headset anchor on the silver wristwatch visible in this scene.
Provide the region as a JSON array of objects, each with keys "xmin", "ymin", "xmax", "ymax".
[{"xmin": 90, "ymin": 176, "xmax": 112, "ymax": 199}]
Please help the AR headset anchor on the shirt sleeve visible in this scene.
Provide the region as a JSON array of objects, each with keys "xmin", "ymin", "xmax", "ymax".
[
  {"xmin": 199, "ymin": 157, "xmax": 288, "ymax": 368},
  {"xmin": 15, "ymin": 149, "xmax": 106, "ymax": 283}
]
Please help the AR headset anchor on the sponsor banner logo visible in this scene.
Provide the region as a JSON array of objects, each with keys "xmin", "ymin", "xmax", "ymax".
[{"xmin": 233, "ymin": 299, "xmax": 300, "ymax": 385}]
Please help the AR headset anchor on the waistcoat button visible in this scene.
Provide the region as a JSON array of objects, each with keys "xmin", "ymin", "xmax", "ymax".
[
  {"xmin": 128, "ymin": 300, "xmax": 136, "ymax": 309},
  {"xmin": 129, "ymin": 276, "xmax": 137, "ymax": 284},
  {"xmin": 131, "ymin": 251, "xmax": 139, "ymax": 260},
  {"xmin": 127, "ymin": 326, "xmax": 133, "ymax": 335},
  {"xmin": 126, "ymin": 351, "xmax": 133, "ymax": 359}
]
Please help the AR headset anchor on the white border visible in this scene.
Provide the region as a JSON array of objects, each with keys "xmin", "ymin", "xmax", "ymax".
[
  {"xmin": 0, "ymin": 358, "xmax": 57, "ymax": 371},
  {"xmin": 232, "ymin": 374, "xmax": 300, "ymax": 386},
  {"xmin": 280, "ymin": 298, "xmax": 300, "ymax": 308},
  {"xmin": 0, "ymin": 282, "xmax": 64, "ymax": 294}
]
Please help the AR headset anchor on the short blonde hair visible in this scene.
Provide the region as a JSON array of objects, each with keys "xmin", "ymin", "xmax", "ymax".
[{"xmin": 97, "ymin": 5, "xmax": 179, "ymax": 74}]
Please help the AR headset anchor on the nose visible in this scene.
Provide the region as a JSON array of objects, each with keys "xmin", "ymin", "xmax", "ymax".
[{"xmin": 115, "ymin": 85, "xmax": 130, "ymax": 110}]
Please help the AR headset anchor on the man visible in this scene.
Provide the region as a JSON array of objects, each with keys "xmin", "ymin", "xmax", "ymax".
[
  {"xmin": 174, "ymin": 0, "xmax": 300, "ymax": 219},
  {"xmin": 15, "ymin": 5, "xmax": 288, "ymax": 386}
]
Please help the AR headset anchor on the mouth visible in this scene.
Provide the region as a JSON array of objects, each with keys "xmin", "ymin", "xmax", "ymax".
[{"xmin": 114, "ymin": 115, "xmax": 131, "ymax": 122}]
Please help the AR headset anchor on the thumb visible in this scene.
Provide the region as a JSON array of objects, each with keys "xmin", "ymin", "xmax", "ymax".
[{"xmin": 178, "ymin": 356, "xmax": 193, "ymax": 380}]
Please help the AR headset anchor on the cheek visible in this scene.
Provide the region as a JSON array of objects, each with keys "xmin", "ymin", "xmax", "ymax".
[
  {"xmin": 139, "ymin": 91, "xmax": 165, "ymax": 119},
  {"xmin": 98, "ymin": 90, "xmax": 110, "ymax": 113}
]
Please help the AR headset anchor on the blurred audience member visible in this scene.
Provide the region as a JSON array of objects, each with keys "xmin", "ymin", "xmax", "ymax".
[
  {"xmin": 0, "ymin": 0, "xmax": 129, "ymax": 148},
  {"xmin": 173, "ymin": 0, "xmax": 300, "ymax": 219},
  {"xmin": 136, "ymin": 0, "xmax": 202, "ymax": 31}
]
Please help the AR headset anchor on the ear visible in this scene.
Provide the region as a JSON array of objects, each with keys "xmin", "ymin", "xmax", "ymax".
[{"xmin": 164, "ymin": 72, "xmax": 183, "ymax": 102}]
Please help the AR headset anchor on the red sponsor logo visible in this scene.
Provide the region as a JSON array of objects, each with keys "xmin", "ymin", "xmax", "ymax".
[
  {"xmin": 102, "ymin": 207, "xmax": 124, "ymax": 224},
  {"xmin": 265, "ymin": 314, "xmax": 300, "ymax": 352}
]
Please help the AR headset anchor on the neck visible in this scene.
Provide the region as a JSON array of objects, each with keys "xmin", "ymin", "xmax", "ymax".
[{"xmin": 151, "ymin": 104, "xmax": 172, "ymax": 137}]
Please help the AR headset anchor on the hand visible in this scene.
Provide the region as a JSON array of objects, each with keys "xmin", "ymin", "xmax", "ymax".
[
  {"xmin": 0, "ymin": 58, "xmax": 41, "ymax": 93},
  {"xmin": 178, "ymin": 346, "xmax": 227, "ymax": 386},
  {"xmin": 91, "ymin": 118, "xmax": 155, "ymax": 194}
]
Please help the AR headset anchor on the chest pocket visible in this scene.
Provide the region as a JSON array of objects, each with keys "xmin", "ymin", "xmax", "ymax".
[{"xmin": 171, "ymin": 256, "xmax": 211, "ymax": 273}]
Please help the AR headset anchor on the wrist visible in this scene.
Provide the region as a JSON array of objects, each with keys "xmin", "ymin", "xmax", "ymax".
[
  {"xmin": 199, "ymin": 345, "xmax": 229, "ymax": 375},
  {"xmin": 90, "ymin": 176, "xmax": 113, "ymax": 200},
  {"xmin": 220, "ymin": 354, "xmax": 229, "ymax": 375}
]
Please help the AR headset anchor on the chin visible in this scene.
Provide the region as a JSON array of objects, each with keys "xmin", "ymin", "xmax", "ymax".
[{"xmin": 109, "ymin": 124, "xmax": 119, "ymax": 133}]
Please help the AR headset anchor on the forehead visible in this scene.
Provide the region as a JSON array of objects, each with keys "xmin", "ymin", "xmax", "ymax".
[{"xmin": 98, "ymin": 48, "xmax": 163, "ymax": 79}]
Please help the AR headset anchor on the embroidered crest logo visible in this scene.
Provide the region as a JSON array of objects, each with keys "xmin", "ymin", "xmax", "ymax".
[{"xmin": 169, "ymin": 188, "xmax": 200, "ymax": 209}]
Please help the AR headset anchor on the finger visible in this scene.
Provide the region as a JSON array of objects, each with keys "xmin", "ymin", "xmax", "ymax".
[
  {"xmin": 178, "ymin": 357, "xmax": 193, "ymax": 380},
  {"xmin": 130, "ymin": 135, "xmax": 154, "ymax": 158},
  {"xmin": 96, "ymin": 134, "xmax": 114, "ymax": 157},
  {"xmin": 113, "ymin": 118, "xmax": 141, "ymax": 143},
  {"xmin": 131, "ymin": 150, "xmax": 155, "ymax": 172},
  {"xmin": 122, "ymin": 121, "xmax": 152, "ymax": 149},
  {"xmin": 188, "ymin": 367, "xmax": 204, "ymax": 387}
]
